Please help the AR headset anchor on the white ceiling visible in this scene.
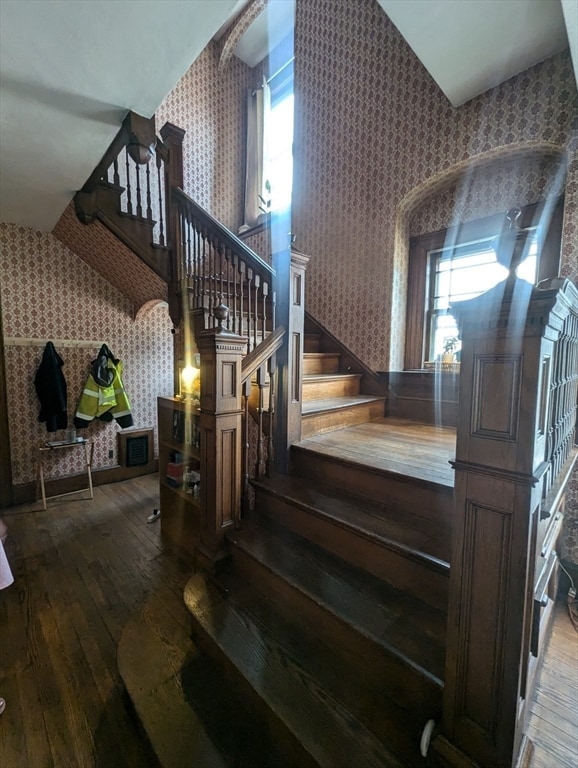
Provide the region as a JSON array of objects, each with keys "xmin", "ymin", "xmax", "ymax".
[
  {"xmin": 378, "ymin": 0, "xmax": 572, "ymax": 107},
  {"xmin": 0, "ymin": 0, "xmax": 576, "ymax": 233},
  {"xmin": 0, "ymin": 0, "xmax": 240, "ymax": 232}
]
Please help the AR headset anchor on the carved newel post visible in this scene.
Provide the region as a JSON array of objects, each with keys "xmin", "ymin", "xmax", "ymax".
[
  {"xmin": 195, "ymin": 302, "xmax": 247, "ymax": 572},
  {"xmin": 430, "ymin": 210, "xmax": 577, "ymax": 768}
]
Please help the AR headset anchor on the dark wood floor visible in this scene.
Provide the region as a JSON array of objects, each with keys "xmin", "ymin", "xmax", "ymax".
[
  {"xmin": 0, "ymin": 473, "xmax": 576, "ymax": 767},
  {"xmin": 296, "ymin": 417, "xmax": 456, "ymax": 488}
]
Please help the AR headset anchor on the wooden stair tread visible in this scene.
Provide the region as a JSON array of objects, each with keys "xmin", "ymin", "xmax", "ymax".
[
  {"xmin": 302, "ymin": 394, "xmax": 385, "ymax": 415},
  {"xmin": 302, "ymin": 373, "xmax": 361, "ymax": 382},
  {"xmin": 118, "ymin": 595, "xmax": 285, "ymax": 768},
  {"xmin": 185, "ymin": 573, "xmax": 426, "ymax": 768},
  {"xmin": 295, "ymin": 418, "xmax": 455, "ymax": 488},
  {"xmin": 227, "ymin": 521, "xmax": 446, "ymax": 682},
  {"xmin": 253, "ymin": 473, "xmax": 451, "ymax": 566}
]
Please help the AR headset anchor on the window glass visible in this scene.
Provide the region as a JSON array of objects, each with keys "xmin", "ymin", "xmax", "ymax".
[
  {"xmin": 427, "ymin": 234, "xmax": 537, "ymax": 361},
  {"xmin": 268, "ymin": 91, "xmax": 294, "ymax": 213}
]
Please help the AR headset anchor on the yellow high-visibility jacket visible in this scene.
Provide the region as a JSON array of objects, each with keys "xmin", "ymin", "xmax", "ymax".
[{"xmin": 74, "ymin": 355, "xmax": 133, "ymax": 429}]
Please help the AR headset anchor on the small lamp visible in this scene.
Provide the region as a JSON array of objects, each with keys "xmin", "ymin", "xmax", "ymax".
[{"xmin": 179, "ymin": 355, "xmax": 200, "ymax": 403}]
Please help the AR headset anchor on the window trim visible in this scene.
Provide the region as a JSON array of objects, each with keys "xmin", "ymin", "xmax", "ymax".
[{"xmin": 404, "ymin": 198, "xmax": 565, "ymax": 370}]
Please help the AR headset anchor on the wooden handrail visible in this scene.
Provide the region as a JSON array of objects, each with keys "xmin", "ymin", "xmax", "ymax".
[
  {"xmin": 173, "ymin": 187, "xmax": 274, "ymax": 280},
  {"xmin": 241, "ymin": 325, "xmax": 285, "ymax": 384}
]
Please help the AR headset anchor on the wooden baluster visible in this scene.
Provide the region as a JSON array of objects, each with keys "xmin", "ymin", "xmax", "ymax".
[
  {"xmin": 156, "ymin": 153, "xmax": 165, "ymax": 247},
  {"xmin": 135, "ymin": 163, "xmax": 142, "ymax": 218},
  {"xmin": 113, "ymin": 157, "xmax": 120, "ymax": 187},
  {"xmin": 262, "ymin": 282, "xmax": 269, "ymax": 341},
  {"xmin": 241, "ymin": 379, "xmax": 251, "ymax": 518},
  {"xmin": 254, "ymin": 274, "xmax": 260, "ymax": 349},
  {"xmin": 201, "ymin": 234, "xmax": 207, "ymax": 315},
  {"xmin": 179, "ymin": 206, "xmax": 186, "ymax": 283},
  {"xmin": 246, "ymin": 268, "xmax": 253, "ymax": 351},
  {"xmin": 186, "ymin": 218, "xmax": 192, "ymax": 280},
  {"xmin": 266, "ymin": 352, "xmax": 276, "ymax": 478},
  {"xmin": 239, "ymin": 261, "xmax": 246, "ymax": 338},
  {"xmin": 232, "ymin": 254, "xmax": 239, "ymax": 335},
  {"xmin": 255, "ymin": 363, "xmax": 266, "ymax": 479},
  {"xmin": 125, "ymin": 147, "xmax": 133, "ymax": 215},
  {"xmin": 145, "ymin": 161, "xmax": 152, "ymax": 222},
  {"xmin": 219, "ymin": 245, "xmax": 224, "ymax": 316}
]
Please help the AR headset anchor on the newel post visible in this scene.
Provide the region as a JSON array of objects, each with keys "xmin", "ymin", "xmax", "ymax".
[
  {"xmin": 430, "ymin": 214, "xmax": 573, "ymax": 768},
  {"xmin": 195, "ymin": 321, "xmax": 247, "ymax": 572},
  {"xmin": 273, "ymin": 245, "xmax": 310, "ymax": 472},
  {"xmin": 160, "ymin": 121, "xmax": 185, "ymax": 328}
]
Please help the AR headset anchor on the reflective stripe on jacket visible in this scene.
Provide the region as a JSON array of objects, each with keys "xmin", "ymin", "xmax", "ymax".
[{"xmin": 74, "ymin": 358, "xmax": 133, "ymax": 429}]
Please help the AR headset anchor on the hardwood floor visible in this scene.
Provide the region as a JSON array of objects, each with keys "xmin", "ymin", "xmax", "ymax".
[
  {"xmin": 296, "ymin": 417, "xmax": 456, "ymax": 488},
  {"xmin": 0, "ymin": 473, "xmax": 576, "ymax": 767},
  {"xmin": 0, "ymin": 474, "xmax": 188, "ymax": 768}
]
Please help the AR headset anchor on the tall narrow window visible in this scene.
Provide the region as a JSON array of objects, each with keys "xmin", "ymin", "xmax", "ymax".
[
  {"xmin": 426, "ymin": 235, "xmax": 538, "ymax": 361},
  {"xmin": 404, "ymin": 199, "xmax": 563, "ymax": 370},
  {"xmin": 267, "ymin": 59, "xmax": 294, "ymax": 214},
  {"xmin": 240, "ymin": 55, "xmax": 294, "ymax": 232}
]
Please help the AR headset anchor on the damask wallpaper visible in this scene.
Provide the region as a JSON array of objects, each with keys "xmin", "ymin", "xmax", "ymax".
[
  {"xmin": 156, "ymin": 39, "xmax": 262, "ymax": 232},
  {"xmin": 0, "ymin": 223, "xmax": 174, "ymax": 487},
  {"xmin": 293, "ymin": 0, "xmax": 577, "ymax": 372},
  {"xmin": 292, "ymin": 0, "xmax": 578, "ymax": 562}
]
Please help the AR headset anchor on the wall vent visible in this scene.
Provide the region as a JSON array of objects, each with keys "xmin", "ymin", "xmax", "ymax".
[{"xmin": 117, "ymin": 427, "xmax": 154, "ymax": 469}]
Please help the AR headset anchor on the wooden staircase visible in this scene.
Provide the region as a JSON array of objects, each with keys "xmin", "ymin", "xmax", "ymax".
[
  {"xmin": 183, "ymin": 339, "xmax": 452, "ymax": 767},
  {"xmin": 301, "ymin": 332, "xmax": 385, "ymax": 438}
]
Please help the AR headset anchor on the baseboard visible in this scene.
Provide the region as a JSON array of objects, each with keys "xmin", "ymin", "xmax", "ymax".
[{"xmin": 8, "ymin": 460, "xmax": 158, "ymax": 508}]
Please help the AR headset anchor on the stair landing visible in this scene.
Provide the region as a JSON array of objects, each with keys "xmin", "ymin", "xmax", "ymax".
[{"xmin": 296, "ymin": 416, "xmax": 456, "ymax": 489}]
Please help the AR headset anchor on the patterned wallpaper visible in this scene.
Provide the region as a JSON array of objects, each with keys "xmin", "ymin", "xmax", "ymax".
[
  {"xmin": 156, "ymin": 40, "xmax": 262, "ymax": 232},
  {"xmin": 409, "ymin": 154, "xmax": 566, "ymax": 237},
  {"xmin": 293, "ymin": 0, "xmax": 578, "ymax": 562},
  {"xmin": 0, "ymin": 223, "xmax": 174, "ymax": 486},
  {"xmin": 293, "ymin": 0, "xmax": 577, "ymax": 372},
  {"xmin": 53, "ymin": 203, "xmax": 168, "ymax": 312}
]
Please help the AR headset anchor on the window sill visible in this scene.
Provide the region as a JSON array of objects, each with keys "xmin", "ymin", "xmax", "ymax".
[{"xmin": 238, "ymin": 214, "xmax": 271, "ymax": 240}]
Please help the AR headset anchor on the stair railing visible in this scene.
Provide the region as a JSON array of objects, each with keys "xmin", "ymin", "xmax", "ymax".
[
  {"xmin": 74, "ymin": 112, "xmax": 184, "ymax": 292},
  {"xmin": 172, "ymin": 187, "xmax": 275, "ymax": 351},
  {"xmin": 431, "ymin": 210, "xmax": 578, "ymax": 768},
  {"xmin": 74, "ymin": 111, "xmax": 307, "ymax": 569}
]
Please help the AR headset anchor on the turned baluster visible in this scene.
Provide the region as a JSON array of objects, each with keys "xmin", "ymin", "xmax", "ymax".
[
  {"xmin": 246, "ymin": 268, "xmax": 253, "ymax": 351},
  {"xmin": 112, "ymin": 157, "xmax": 120, "ymax": 187},
  {"xmin": 255, "ymin": 363, "xmax": 266, "ymax": 479},
  {"xmin": 124, "ymin": 147, "xmax": 133, "ymax": 215},
  {"xmin": 156, "ymin": 153, "xmax": 165, "ymax": 247},
  {"xmin": 145, "ymin": 161, "xmax": 152, "ymax": 221},
  {"xmin": 265, "ymin": 352, "xmax": 276, "ymax": 478},
  {"xmin": 242, "ymin": 379, "xmax": 251, "ymax": 517},
  {"xmin": 253, "ymin": 275, "xmax": 260, "ymax": 349},
  {"xmin": 135, "ymin": 163, "xmax": 142, "ymax": 218}
]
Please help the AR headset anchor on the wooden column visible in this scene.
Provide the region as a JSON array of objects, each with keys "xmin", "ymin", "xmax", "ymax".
[
  {"xmin": 195, "ymin": 327, "xmax": 247, "ymax": 572},
  {"xmin": 273, "ymin": 245, "xmax": 310, "ymax": 472},
  {"xmin": 160, "ymin": 121, "xmax": 185, "ymax": 328},
  {"xmin": 431, "ymin": 270, "xmax": 576, "ymax": 767}
]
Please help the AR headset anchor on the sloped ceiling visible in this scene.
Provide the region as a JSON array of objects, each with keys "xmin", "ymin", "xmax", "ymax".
[
  {"xmin": 0, "ymin": 0, "xmax": 575, "ymax": 235},
  {"xmin": 377, "ymin": 0, "xmax": 572, "ymax": 107},
  {"xmin": 0, "ymin": 0, "xmax": 240, "ymax": 232}
]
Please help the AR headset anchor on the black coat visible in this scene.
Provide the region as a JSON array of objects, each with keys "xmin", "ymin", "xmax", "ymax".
[{"xmin": 34, "ymin": 342, "xmax": 68, "ymax": 432}]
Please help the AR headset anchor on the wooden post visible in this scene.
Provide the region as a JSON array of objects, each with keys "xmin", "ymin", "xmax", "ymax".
[
  {"xmin": 430, "ymin": 263, "xmax": 577, "ymax": 765},
  {"xmin": 194, "ymin": 326, "xmax": 247, "ymax": 572},
  {"xmin": 273, "ymin": 244, "xmax": 310, "ymax": 472},
  {"xmin": 160, "ymin": 121, "xmax": 186, "ymax": 328}
]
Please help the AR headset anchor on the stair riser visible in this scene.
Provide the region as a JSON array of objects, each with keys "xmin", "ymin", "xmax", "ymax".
[
  {"xmin": 292, "ymin": 448, "xmax": 453, "ymax": 557},
  {"xmin": 304, "ymin": 334, "xmax": 321, "ymax": 353},
  {"xmin": 302, "ymin": 400, "xmax": 384, "ymax": 438},
  {"xmin": 188, "ymin": 607, "xmax": 318, "ymax": 768},
  {"xmin": 230, "ymin": 541, "xmax": 442, "ymax": 720},
  {"xmin": 303, "ymin": 354, "xmax": 341, "ymax": 375},
  {"xmin": 254, "ymin": 488, "xmax": 449, "ymax": 612},
  {"xmin": 303, "ymin": 375, "xmax": 361, "ymax": 401}
]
